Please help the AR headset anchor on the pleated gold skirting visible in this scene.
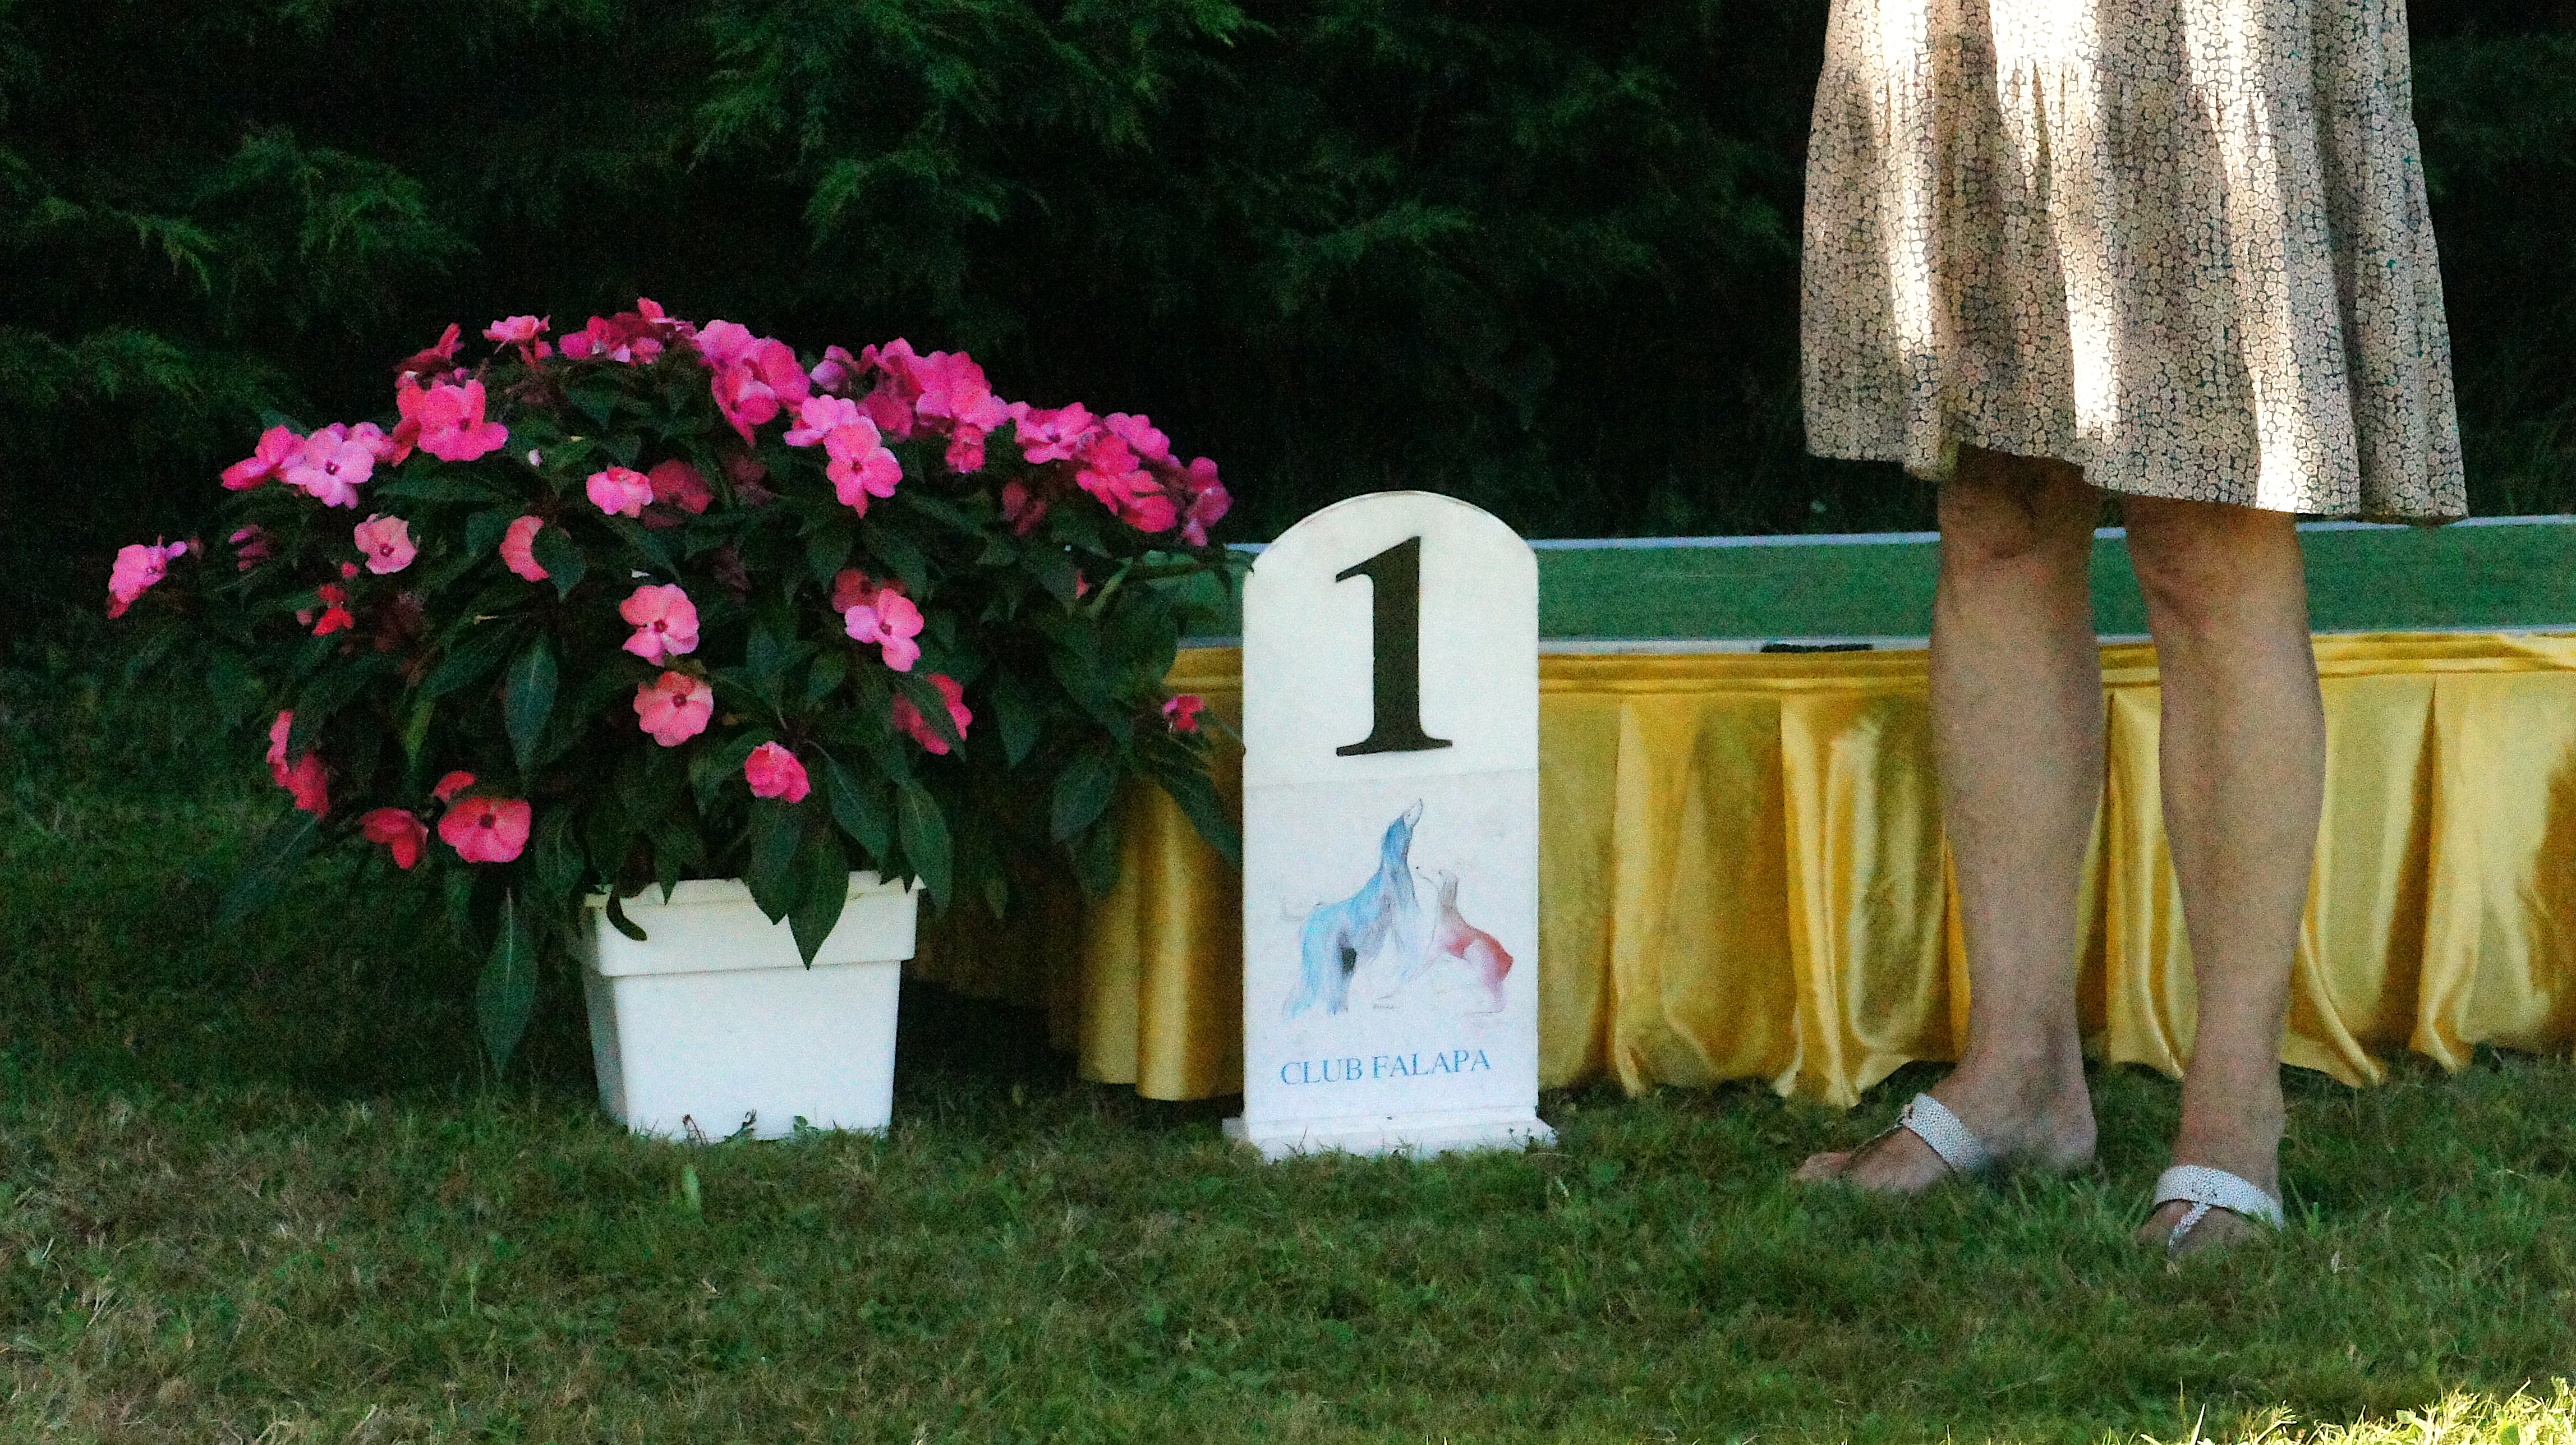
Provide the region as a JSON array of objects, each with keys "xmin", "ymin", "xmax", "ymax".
[{"xmin": 910, "ymin": 635, "xmax": 2576, "ymax": 1105}]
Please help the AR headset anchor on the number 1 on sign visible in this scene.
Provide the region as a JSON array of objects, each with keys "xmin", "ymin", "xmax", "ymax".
[{"xmin": 1335, "ymin": 536, "xmax": 1454, "ymax": 757}]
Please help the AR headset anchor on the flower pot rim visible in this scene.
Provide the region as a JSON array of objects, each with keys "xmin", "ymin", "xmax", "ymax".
[{"xmin": 586, "ymin": 872, "xmax": 915, "ymax": 913}]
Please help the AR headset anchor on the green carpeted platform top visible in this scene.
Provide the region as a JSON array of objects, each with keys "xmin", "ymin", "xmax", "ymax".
[{"xmin": 1180, "ymin": 517, "xmax": 2576, "ymax": 644}]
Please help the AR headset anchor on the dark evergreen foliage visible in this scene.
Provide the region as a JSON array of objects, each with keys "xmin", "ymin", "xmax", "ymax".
[{"xmin": 3, "ymin": 0, "xmax": 2570, "ymax": 631}]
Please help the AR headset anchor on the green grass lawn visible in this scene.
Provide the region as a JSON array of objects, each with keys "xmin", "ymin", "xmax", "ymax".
[{"xmin": 9, "ymin": 634, "xmax": 2576, "ymax": 1444}]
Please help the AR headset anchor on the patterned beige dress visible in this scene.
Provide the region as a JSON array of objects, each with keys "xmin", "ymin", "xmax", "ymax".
[{"xmin": 1802, "ymin": 0, "xmax": 2466, "ymax": 519}]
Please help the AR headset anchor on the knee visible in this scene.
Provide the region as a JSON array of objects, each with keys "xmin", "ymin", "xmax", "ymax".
[
  {"xmin": 2122, "ymin": 499, "xmax": 2307, "ymax": 646},
  {"xmin": 1938, "ymin": 448, "xmax": 2099, "ymax": 573}
]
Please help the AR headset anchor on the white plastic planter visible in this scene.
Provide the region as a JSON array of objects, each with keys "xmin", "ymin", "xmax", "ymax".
[{"xmin": 577, "ymin": 873, "xmax": 919, "ymax": 1141}]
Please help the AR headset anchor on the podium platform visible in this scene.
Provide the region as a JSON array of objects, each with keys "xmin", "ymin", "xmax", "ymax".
[{"xmin": 913, "ymin": 519, "xmax": 2576, "ymax": 1105}]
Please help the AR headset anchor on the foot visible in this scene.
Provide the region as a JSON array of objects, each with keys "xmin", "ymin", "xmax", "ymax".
[
  {"xmin": 2135, "ymin": 1092, "xmax": 2285, "ymax": 1257},
  {"xmin": 1795, "ymin": 1061, "xmax": 2097, "ymax": 1195}
]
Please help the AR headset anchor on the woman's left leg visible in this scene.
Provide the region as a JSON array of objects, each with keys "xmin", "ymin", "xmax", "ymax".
[{"xmin": 2120, "ymin": 495, "xmax": 2326, "ymax": 1252}]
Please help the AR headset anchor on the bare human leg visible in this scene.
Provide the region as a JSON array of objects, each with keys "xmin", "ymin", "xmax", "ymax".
[
  {"xmin": 1797, "ymin": 445, "xmax": 2105, "ymax": 1190},
  {"xmin": 2120, "ymin": 496, "xmax": 2323, "ymax": 1253}
]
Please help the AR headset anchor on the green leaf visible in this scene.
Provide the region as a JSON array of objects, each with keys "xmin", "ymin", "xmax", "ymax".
[
  {"xmin": 503, "ymin": 637, "xmax": 558, "ymax": 773},
  {"xmin": 529, "ymin": 522, "xmax": 587, "ymax": 598},
  {"xmin": 820, "ymin": 753, "xmax": 891, "ymax": 860},
  {"xmin": 804, "ymin": 651, "xmax": 848, "ymax": 705},
  {"xmin": 1029, "ymin": 545, "xmax": 1082, "ymax": 606},
  {"xmin": 531, "ymin": 808, "xmax": 585, "ymax": 915},
  {"xmin": 1049, "ymin": 748, "xmax": 1121, "ymax": 843},
  {"xmin": 463, "ymin": 508, "xmax": 515, "ymax": 561},
  {"xmin": 603, "ymin": 890, "xmax": 649, "ymax": 942},
  {"xmin": 566, "ymin": 383, "xmax": 618, "ymax": 429},
  {"xmin": 744, "ymin": 797, "xmax": 802, "ymax": 923},
  {"xmin": 1068, "ymin": 811, "xmax": 1124, "ymax": 899},
  {"xmin": 477, "ymin": 891, "xmax": 537, "ymax": 1073},
  {"xmin": 861, "ymin": 524, "xmax": 929, "ymax": 592},
  {"xmin": 690, "ymin": 730, "xmax": 770, "ymax": 812},
  {"xmin": 744, "ymin": 624, "xmax": 792, "ymax": 707},
  {"xmin": 1154, "ymin": 763, "xmax": 1241, "ymax": 868},
  {"xmin": 896, "ymin": 488, "xmax": 978, "ymax": 533},
  {"xmin": 991, "ymin": 671, "xmax": 1044, "ymax": 768},
  {"xmin": 605, "ymin": 516, "xmax": 678, "ymax": 577},
  {"xmin": 895, "ymin": 781, "xmax": 952, "ymax": 905},
  {"xmin": 376, "ymin": 473, "xmax": 509, "ymax": 505},
  {"xmin": 786, "ymin": 826, "xmax": 850, "ymax": 966},
  {"xmin": 805, "ymin": 524, "xmax": 854, "ymax": 590},
  {"xmin": 647, "ymin": 813, "xmax": 705, "ymax": 899},
  {"xmin": 289, "ymin": 658, "xmax": 384, "ymax": 749},
  {"xmin": 401, "ymin": 696, "xmax": 436, "ymax": 763},
  {"xmin": 891, "ymin": 670, "xmax": 965, "ymax": 749},
  {"xmin": 424, "ymin": 622, "xmax": 523, "ymax": 701}
]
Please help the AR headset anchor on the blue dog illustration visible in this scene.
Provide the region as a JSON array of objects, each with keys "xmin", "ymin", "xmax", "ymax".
[{"xmin": 1287, "ymin": 802, "xmax": 1424, "ymax": 1016}]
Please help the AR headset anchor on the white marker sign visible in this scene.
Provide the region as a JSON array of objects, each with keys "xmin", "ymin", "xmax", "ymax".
[{"xmin": 1226, "ymin": 492, "xmax": 1551, "ymax": 1158}]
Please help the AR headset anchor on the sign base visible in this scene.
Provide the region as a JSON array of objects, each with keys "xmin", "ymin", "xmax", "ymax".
[{"xmin": 1222, "ymin": 1105, "xmax": 1556, "ymax": 1161}]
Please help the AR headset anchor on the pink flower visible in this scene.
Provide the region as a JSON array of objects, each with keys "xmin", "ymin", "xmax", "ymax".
[
  {"xmin": 784, "ymin": 394, "xmax": 862, "ymax": 447},
  {"xmin": 1014, "ymin": 402, "xmax": 1096, "ymax": 464},
  {"xmin": 499, "ymin": 516, "xmax": 549, "ymax": 581},
  {"xmin": 1073, "ymin": 434, "xmax": 1178, "ymax": 532},
  {"xmin": 826, "ymin": 425, "xmax": 901, "ymax": 512},
  {"xmin": 229, "ymin": 525, "xmax": 270, "ymax": 570},
  {"xmin": 619, "ymin": 583, "xmax": 699, "ymax": 664},
  {"xmin": 697, "ymin": 324, "xmax": 811, "ymax": 443},
  {"xmin": 283, "ymin": 427, "xmax": 377, "ymax": 508},
  {"xmin": 587, "ymin": 466, "xmax": 654, "ymax": 517},
  {"xmin": 439, "ymin": 796, "xmax": 531, "ymax": 863},
  {"xmin": 893, "ymin": 674, "xmax": 972, "ymax": 755},
  {"xmin": 694, "ymin": 320, "xmax": 759, "ymax": 368},
  {"xmin": 831, "ymin": 568, "xmax": 900, "ymax": 613},
  {"xmin": 361, "ymin": 808, "xmax": 427, "ymax": 869},
  {"xmin": 394, "ymin": 323, "xmax": 463, "ymax": 381},
  {"xmin": 1163, "ymin": 694, "xmax": 1207, "ymax": 733},
  {"xmin": 559, "ymin": 300, "xmax": 684, "ymax": 364},
  {"xmin": 907, "ymin": 349, "xmax": 1011, "ymax": 474},
  {"xmin": 858, "ymin": 380, "xmax": 917, "ymax": 440},
  {"xmin": 413, "ymin": 380, "xmax": 509, "ymax": 463},
  {"xmin": 646, "ymin": 459, "xmax": 713, "ymax": 514},
  {"xmin": 222, "ymin": 426, "xmax": 301, "ymax": 490},
  {"xmin": 809, "ymin": 344, "xmax": 861, "ymax": 394},
  {"xmin": 265, "ymin": 712, "xmax": 329, "ymax": 815},
  {"xmin": 347, "ymin": 421, "xmax": 397, "ymax": 460},
  {"xmin": 432, "ymin": 770, "xmax": 477, "ymax": 803},
  {"xmin": 1000, "ymin": 480, "xmax": 1048, "ymax": 535},
  {"xmin": 353, "ymin": 514, "xmax": 416, "ymax": 574},
  {"xmin": 482, "ymin": 315, "xmax": 551, "ymax": 362},
  {"xmin": 743, "ymin": 742, "xmax": 811, "ymax": 803},
  {"xmin": 911, "ymin": 350, "xmax": 1011, "ymax": 433},
  {"xmin": 844, "ymin": 589, "xmax": 924, "ymax": 672},
  {"xmin": 1178, "ymin": 457, "xmax": 1231, "ymax": 546},
  {"xmin": 1104, "ymin": 412, "xmax": 1173, "ymax": 466},
  {"xmin": 310, "ymin": 583, "xmax": 355, "ymax": 636},
  {"xmin": 106, "ymin": 539, "xmax": 187, "ymax": 618},
  {"xmin": 633, "ymin": 671, "xmax": 714, "ymax": 746}
]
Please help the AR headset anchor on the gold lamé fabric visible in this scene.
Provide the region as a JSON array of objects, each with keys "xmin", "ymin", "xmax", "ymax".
[
  {"xmin": 913, "ymin": 636, "xmax": 2576, "ymax": 1104},
  {"xmin": 1801, "ymin": 0, "xmax": 2465, "ymax": 519}
]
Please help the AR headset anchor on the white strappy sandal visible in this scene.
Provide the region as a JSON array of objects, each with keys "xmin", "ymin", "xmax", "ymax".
[
  {"xmin": 2150, "ymin": 1165, "xmax": 2285, "ymax": 1257},
  {"xmin": 1853, "ymin": 1093, "xmax": 1995, "ymax": 1179}
]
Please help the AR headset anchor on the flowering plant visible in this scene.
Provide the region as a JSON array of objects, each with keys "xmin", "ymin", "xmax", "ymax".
[{"xmin": 112, "ymin": 302, "xmax": 1239, "ymax": 1065}]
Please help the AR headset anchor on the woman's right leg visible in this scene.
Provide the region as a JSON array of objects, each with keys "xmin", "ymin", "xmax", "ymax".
[{"xmin": 1798, "ymin": 445, "xmax": 2104, "ymax": 1188}]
